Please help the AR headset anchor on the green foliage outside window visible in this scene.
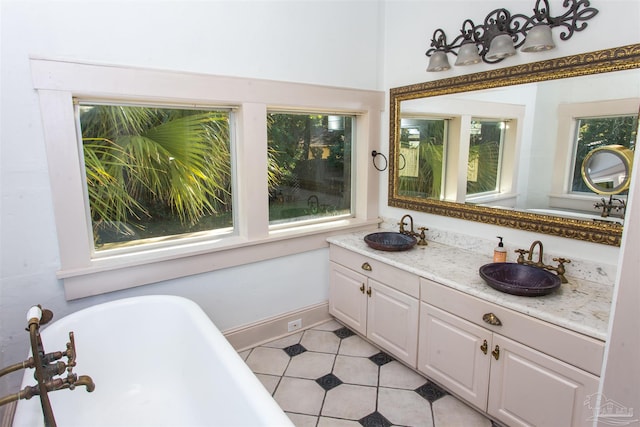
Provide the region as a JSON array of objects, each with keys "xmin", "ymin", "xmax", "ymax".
[{"xmin": 80, "ymin": 104, "xmax": 233, "ymax": 248}]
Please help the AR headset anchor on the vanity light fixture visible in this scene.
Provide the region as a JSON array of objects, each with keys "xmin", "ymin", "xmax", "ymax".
[{"xmin": 425, "ymin": 0, "xmax": 598, "ymax": 71}]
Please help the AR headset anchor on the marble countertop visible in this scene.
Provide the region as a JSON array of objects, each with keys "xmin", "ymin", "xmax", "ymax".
[{"xmin": 327, "ymin": 231, "xmax": 612, "ymax": 341}]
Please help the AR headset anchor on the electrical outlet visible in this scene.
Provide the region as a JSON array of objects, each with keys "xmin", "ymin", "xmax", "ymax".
[{"xmin": 287, "ymin": 318, "xmax": 302, "ymax": 332}]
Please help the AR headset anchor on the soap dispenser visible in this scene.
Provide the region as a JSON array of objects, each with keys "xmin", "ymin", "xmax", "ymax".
[{"xmin": 493, "ymin": 237, "xmax": 507, "ymax": 263}]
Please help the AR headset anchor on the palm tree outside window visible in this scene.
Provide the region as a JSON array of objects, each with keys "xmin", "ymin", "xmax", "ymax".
[{"xmin": 78, "ymin": 103, "xmax": 233, "ymax": 249}]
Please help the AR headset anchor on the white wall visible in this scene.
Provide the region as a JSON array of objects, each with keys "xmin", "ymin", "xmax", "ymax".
[
  {"xmin": 0, "ymin": 0, "xmax": 384, "ymax": 400},
  {"xmin": 381, "ymin": 0, "xmax": 640, "ymax": 263},
  {"xmin": 1, "ymin": 0, "xmax": 639, "ymax": 419}
]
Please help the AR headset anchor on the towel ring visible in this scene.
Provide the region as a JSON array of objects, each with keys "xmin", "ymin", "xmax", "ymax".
[
  {"xmin": 371, "ymin": 150, "xmax": 388, "ymax": 172},
  {"xmin": 398, "ymin": 153, "xmax": 406, "ymax": 171}
]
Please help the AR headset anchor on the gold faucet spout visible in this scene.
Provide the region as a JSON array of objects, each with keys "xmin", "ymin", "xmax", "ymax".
[
  {"xmin": 399, "ymin": 214, "xmax": 414, "ymax": 235},
  {"xmin": 74, "ymin": 375, "xmax": 96, "ymax": 393},
  {"xmin": 528, "ymin": 240, "xmax": 544, "ymax": 265}
]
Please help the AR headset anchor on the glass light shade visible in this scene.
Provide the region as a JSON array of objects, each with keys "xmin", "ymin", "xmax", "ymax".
[
  {"xmin": 427, "ymin": 50, "xmax": 451, "ymax": 72},
  {"xmin": 455, "ymin": 42, "xmax": 481, "ymax": 66},
  {"xmin": 486, "ymin": 33, "xmax": 516, "ymax": 60},
  {"xmin": 521, "ymin": 24, "xmax": 555, "ymax": 52}
]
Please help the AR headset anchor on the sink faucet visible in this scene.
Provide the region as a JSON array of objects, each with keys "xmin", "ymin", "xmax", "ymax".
[
  {"xmin": 515, "ymin": 240, "xmax": 571, "ymax": 283},
  {"xmin": 594, "ymin": 195, "xmax": 626, "ymax": 219},
  {"xmin": 398, "ymin": 214, "xmax": 429, "ymax": 246},
  {"xmin": 399, "ymin": 214, "xmax": 414, "ymax": 235}
]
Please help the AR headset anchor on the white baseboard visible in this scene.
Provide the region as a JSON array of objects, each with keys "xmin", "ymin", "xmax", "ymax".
[{"xmin": 224, "ymin": 302, "xmax": 331, "ymax": 352}]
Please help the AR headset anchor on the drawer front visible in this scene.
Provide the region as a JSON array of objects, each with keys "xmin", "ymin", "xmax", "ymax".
[
  {"xmin": 421, "ymin": 278, "xmax": 604, "ymax": 376},
  {"xmin": 330, "ymin": 245, "xmax": 419, "ymax": 298}
]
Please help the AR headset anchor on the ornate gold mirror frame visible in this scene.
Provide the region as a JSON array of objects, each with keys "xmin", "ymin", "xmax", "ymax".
[{"xmin": 389, "ymin": 43, "xmax": 640, "ymax": 246}]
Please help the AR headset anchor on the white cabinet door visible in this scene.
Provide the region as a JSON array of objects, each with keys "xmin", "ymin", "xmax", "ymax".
[
  {"xmin": 367, "ymin": 279, "xmax": 419, "ymax": 367},
  {"xmin": 488, "ymin": 334, "xmax": 600, "ymax": 427},
  {"xmin": 418, "ymin": 303, "xmax": 491, "ymax": 410},
  {"xmin": 329, "ymin": 262, "xmax": 367, "ymax": 335}
]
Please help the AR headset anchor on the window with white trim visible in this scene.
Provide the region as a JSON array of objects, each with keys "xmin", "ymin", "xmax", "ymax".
[
  {"xmin": 78, "ymin": 102, "xmax": 234, "ymax": 251},
  {"xmin": 267, "ymin": 112, "xmax": 354, "ymax": 226},
  {"xmin": 550, "ymin": 98, "xmax": 639, "ymax": 212},
  {"xmin": 31, "ymin": 58, "xmax": 383, "ymax": 298}
]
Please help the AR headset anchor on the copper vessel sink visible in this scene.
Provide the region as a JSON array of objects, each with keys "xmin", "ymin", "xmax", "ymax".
[
  {"xmin": 364, "ymin": 232, "xmax": 417, "ymax": 252},
  {"xmin": 479, "ymin": 263, "xmax": 561, "ymax": 296}
]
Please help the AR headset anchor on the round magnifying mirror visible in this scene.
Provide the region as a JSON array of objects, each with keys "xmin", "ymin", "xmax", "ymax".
[{"xmin": 581, "ymin": 145, "xmax": 634, "ymax": 195}]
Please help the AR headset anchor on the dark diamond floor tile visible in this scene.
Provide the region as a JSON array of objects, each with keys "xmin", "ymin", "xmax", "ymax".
[
  {"xmin": 359, "ymin": 411, "xmax": 392, "ymax": 427},
  {"xmin": 415, "ymin": 381, "xmax": 447, "ymax": 402},
  {"xmin": 368, "ymin": 351, "xmax": 394, "ymax": 366},
  {"xmin": 316, "ymin": 373, "xmax": 343, "ymax": 391},
  {"xmin": 283, "ymin": 343, "xmax": 307, "ymax": 357},
  {"xmin": 333, "ymin": 326, "xmax": 356, "ymax": 339}
]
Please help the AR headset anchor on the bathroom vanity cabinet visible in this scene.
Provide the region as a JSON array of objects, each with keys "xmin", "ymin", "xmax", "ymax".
[
  {"xmin": 419, "ymin": 279, "xmax": 601, "ymax": 427},
  {"xmin": 329, "ymin": 245, "xmax": 419, "ymax": 366},
  {"xmin": 327, "ymin": 235, "xmax": 610, "ymax": 427}
]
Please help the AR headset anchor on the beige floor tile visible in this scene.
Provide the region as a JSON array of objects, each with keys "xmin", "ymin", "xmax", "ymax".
[
  {"xmin": 286, "ymin": 412, "xmax": 317, "ymax": 427},
  {"xmin": 432, "ymin": 395, "xmax": 492, "ymax": 427},
  {"xmin": 317, "ymin": 416, "xmax": 362, "ymax": 426},
  {"xmin": 263, "ymin": 331, "xmax": 304, "ymax": 349},
  {"xmin": 338, "ymin": 334, "xmax": 379, "ymax": 357},
  {"xmin": 237, "ymin": 349, "xmax": 250, "ymax": 361},
  {"xmin": 312, "ymin": 319, "xmax": 344, "ymax": 331},
  {"xmin": 285, "ymin": 351, "xmax": 336, "ymax": 379},
  {"xmin": 378, "ymin": 387, "xmax": 434, "ymax": 427},
  {"xmin": 245, "ymin": 346, "xmax": 290, "ymax": 376},
  {"xmin": 321, "ymin": 384, "xmax": 377, "ymax": 420},
  {"xmin": 301, "ymin": 329, "xmax": 341, "ymax": 353},
  {"xmin": 274, "ymin": 377, "xmax": 326, "ymax": 416},
  {"xmin": 332, "ymin": 355, "xmax": 378, "ymax": 386},
  {"xmin": 379, "ymin": 361, "xmax": 428, "ymax": 390},
  {"xmin": 255, "ymin": 373, "xmax": 280, "ymax": 395}
]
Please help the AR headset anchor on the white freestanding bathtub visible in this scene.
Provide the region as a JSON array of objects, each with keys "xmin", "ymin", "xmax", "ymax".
[{"xmin": 12, "ymin": 295, "xmax": 293, "ymax": 427}]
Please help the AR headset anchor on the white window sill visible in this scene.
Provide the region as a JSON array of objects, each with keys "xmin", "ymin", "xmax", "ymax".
[
  {"xmin": 59, "ymin": 218, "xmax": 381, "ymax": 300},
  {"xmin": 549, "ymin": 193, "xmax": 627, "ymax": 213},
  {"xmin": 465, "ymin": 192, "xmax": 518, "ymax": 207}
]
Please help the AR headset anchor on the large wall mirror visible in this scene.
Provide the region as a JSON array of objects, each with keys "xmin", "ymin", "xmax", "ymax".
[{"xmin": 389, "ymin": 44, "xmax": 640, "ymax": 246}]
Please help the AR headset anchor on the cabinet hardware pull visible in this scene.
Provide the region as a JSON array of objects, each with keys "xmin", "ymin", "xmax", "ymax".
[
  {"xmin": 360, "ymin": 284, "xmax": 365, "ymax": 294},
  {"xmin": 492, "ymin": 345, "xmax": 500, "ymax": 360},
  {"xmin": 366, "ymin": 287, "xmax": 372, "ymax": 297},
  {"xmin": 480, "ymin": 340, "xmax": 488, "ymax": 355},
  {"xmin": 361, "ymin": 262, "xmax": 372, "ymax": 271},
  {"xmin": 482, "ymin": 313, "xmax": 502, "ymax": 326}
]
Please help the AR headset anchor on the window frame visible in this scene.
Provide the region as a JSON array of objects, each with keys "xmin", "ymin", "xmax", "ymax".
[
  {"xmin": 75, "ymin": 100, "xmax": 237, "ymax": 257},
  {"xmin": 265, "ymin": 110, "xmax": 356, "ymax": 229},
  {"xmin": 550, "ymin": 98, "xmax": 639, "ymax": 212},
  {"xmin": 399, "ymin": 97, "xmax": 523, "ymax": 207},
  {"xmin": 31, "ymin": 58, "xmax": 383, "ymax": 299}
]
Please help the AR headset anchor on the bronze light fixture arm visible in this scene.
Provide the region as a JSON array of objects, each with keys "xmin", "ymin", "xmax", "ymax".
[{"xmin": 425, "ymin": 0, "xmax": 599, "ymax": 67}]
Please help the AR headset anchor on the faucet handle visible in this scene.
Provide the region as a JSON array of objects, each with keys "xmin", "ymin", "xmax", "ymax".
[
  {"xmin": 514, "ymin": 249, "xmax": 528, "ymax": 263},
  {"xmin": 416, "ymin": 227, "xmax": 429, "ymax": 246},
  {"xmin": 65, "ymin": 332, "xmax": 77, "ymax": 372},
  {"xmin": 553, "ymin": 257, "xmax": 571, "ymax": 265}
]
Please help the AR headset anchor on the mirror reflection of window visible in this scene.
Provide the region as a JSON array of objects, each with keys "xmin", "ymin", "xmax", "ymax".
[
  {"xmin": 466, "ymin": 119, "xmax": 506, "ymax": 196},
  {"xmin": 398, "ymin": 118, "xmax": 447, "ymax": 199},
  {"xmin": 571, "ymin": 114, "xmax": 638, "ymax": 195}
]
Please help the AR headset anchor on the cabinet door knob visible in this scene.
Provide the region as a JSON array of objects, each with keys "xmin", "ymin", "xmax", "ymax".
[
  {"xmin": 492, "ymin": 345, "xmax": 500, "ymax": 360},
  {"xmin": 482, "ymin": 313, "xmax": 502, "ymax": 326},
  {"xmin": 360, "ymin": 284, "xmax": 365, "ymax": 294},
  {"xmin": 366, "ymin": 287, "xmax": 372, "ymax": 297},
  {"xmin": 361, "ymin": 262, "xmax": 372, "ymax": 271},
  {"xmin": 480, "ymin": 339, "xmax": 488, "ymax": 355}
]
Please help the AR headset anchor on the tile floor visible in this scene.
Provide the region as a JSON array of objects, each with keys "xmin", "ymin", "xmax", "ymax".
[{"xmin": 239, "ymin": 319, "xmax": 496, "ymax": 427}]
